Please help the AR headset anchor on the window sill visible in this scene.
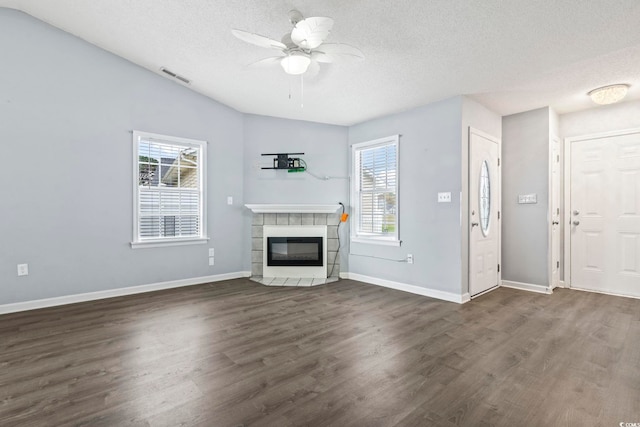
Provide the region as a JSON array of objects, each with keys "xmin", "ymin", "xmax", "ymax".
[
  {"xmin": 351, "ymin": 236, "xmax": 401, "ymax": 247},
  {"xmin": 131, "ymin": 237, "xmax": 209, "ymax": 249}
]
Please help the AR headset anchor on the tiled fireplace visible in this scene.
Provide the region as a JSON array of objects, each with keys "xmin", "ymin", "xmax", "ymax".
[{"xmin": 246, "ymin": 204, "xmax": 341, "ymax": 287}]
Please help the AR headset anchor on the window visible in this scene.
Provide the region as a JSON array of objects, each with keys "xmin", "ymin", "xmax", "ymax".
[
  {"xmin": 479, "ymin": 160, "xmax": 491, "ymax": 236},
  {"xmin": 351, "ymin": 135, "xmax": 400, "ymax": 246},
  {"xmin": 131, "ymin": 131, "xmax": 207, "ymax": 248}
]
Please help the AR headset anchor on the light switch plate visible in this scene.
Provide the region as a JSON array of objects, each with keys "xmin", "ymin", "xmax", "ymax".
[
  {"xmin": 227, "ymin": 196, "xmax": 233, "ymax": 205},
  {"xmin": 518, "ymin": 194, "xmax": 538, "ymax": 204},
  {"xmin": 209, "ymin": 257, "xmax": 215, "ymax": 266},
  {"xmin": 438, "ymin": 192, "xmax": 452, "ymax": 203},
  {"xmin": 208, "ymin": 248, "xmax": 215, "ymax": 257}
]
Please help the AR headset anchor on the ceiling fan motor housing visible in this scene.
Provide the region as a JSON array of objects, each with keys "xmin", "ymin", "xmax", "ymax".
[{"xmin": 288, "ymin": 10, "xmax": 304, "ymax": 26}]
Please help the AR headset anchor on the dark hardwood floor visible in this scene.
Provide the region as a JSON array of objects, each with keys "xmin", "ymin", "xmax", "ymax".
[{"xmin": 1, "ymin": 279, "xmax": 639, "ymax": 426}]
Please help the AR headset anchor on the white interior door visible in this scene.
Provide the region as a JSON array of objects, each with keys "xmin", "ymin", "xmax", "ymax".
[
  {"xmin": 469, "ymin": 130, "xmax": 500, "ymax": 297},
  {"xmin": 569, "ymin": 130, "xmax": 640, "ymax": 297},
  {"xmin": 550, "ymin": 136, "xmax": 561, "ymax": 288}
]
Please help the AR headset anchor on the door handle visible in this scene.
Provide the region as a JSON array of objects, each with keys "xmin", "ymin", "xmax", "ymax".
[
  {"xmin": 572, "ymin": 220, "xmax": 580, "ymax": 226},
  {"xmin": 552, "ymin": 221, "xmax": 559, "ymax": 225},
  {"xmin": 471, "ymin": 222, "xmax": 479, "ymax": 228}
]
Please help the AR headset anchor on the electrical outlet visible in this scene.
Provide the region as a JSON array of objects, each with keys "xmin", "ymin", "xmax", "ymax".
[
  {"xmin": 437, "ymin": 192, "xmax": 452, "ymax": 203},
  {"xmin": 209, "ymin": 248, "xmax": 215, "ymax": 257},
  {"xmin": 209, "ymin": 257, "xmax": 215, "ymax": 266},
  {"xmin": 407, "ymin": 254, "xmax": 414, "ymax": 264},
  {"xmin": 17, "ymin": 263, "xmax": 29, "ymax": 276}
]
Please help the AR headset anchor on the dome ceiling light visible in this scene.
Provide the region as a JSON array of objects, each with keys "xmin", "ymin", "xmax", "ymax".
[{"xmin": 588, "ymin": 84, "xmax": 630, "ymax": 105}]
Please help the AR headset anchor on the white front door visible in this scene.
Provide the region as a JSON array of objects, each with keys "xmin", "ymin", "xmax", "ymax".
[
  {"xmin": 569, "ymin": 130, "xmax": 640, "ymax": 297},
  {"xmin": 469, "ymin": 129, "xmax": 500, "ymax": 297}
]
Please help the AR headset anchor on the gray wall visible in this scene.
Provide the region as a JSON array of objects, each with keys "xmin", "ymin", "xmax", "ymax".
[
  {"xmin": 241, "ymin": 114, "xmax": 350, "ymax": 270},
  {"xmin": 461, "ymin": 97, "xmax": 502, "ymax": 294},
  {"xmin": 242, "ymin": 114, "xmax": 349, "ymax": 205},
  {"xmin": 0, "ymin": 9, "xmax": 245, "ymax": 305},
  {"xmin": 502, "ymin": 107, "xmax": 550, "ymax": 286},
  {"xmin": 348, "ymin": 97, "xmax": 464, "ymax": 294},
  {"xmin": 549, "ymin": 108, "xmax": 560, "ymax": 138},
  {"xmin": 1, "ymin": 8, "xmax": 513, "ymax": 306}
]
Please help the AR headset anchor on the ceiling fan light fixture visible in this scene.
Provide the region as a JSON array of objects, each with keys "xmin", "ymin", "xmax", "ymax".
[
  {"xmin": 588, "ymin": 84, "xmax": 629, "ymax": 105},
  {"xmin": 281, "ymin": 53, "xmax": 311, "ymax": 75},
  {"xmin": 232, "ymin": 10, "xmax": 362, "ymax": 78}
]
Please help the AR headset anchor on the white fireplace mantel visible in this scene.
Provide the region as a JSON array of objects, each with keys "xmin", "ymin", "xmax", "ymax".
[{"xmin": 244, "ymin": 204, "xmax": 341, "ymax": 214}]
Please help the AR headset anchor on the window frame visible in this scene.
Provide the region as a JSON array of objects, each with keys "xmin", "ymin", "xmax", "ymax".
[
  {"xmin": 350, "ymin": 134, "xmax": 400, "ymax": 246},
  {"xmin": 131, "ymin": 130, "xmax": 208, "ymax": 249}
]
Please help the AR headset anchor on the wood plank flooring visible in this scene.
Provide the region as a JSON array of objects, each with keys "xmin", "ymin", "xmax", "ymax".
[{"xmin": 1, "ymin": 279, "xmax": 639, "ymax": 426}]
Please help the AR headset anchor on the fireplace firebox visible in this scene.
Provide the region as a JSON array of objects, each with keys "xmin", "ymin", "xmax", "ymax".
[
  {"xmin": 262, "ymin": 225, "xmax": 327, "ymax": 279},
  {"xmin": 267, "ymin": 237, "xmax": 323, "ymax": 266}
]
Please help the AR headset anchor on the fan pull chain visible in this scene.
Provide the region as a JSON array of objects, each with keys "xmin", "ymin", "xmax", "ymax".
[{"xmin": 286, "ymin": 75, "xmax": 304, "ymax": 108}]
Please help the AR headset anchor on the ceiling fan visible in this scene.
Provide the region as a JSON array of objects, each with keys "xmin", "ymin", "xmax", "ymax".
[{"xmin": 231, "ymin": 9, "xmax": 364, "ymax": 76}]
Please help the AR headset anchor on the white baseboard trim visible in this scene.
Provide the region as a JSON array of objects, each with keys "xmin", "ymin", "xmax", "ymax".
[
  {"xmin": 501, "ymin": 280, "xmax": 551, "ymax": 295},
  {"xmin": 0, "ymin": 271, "xmax": 251, "ymax": 315},
  {"xmin": 569, "ymin": 286, "xmax": 640, "ymax": 300},
  {"xmin": 340, "ymin": 272, "xmax": 466, "ymax": 304}
]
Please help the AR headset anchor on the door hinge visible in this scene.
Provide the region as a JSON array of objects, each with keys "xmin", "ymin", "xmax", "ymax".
[
  {"xmin": 498, "ymin": 158, "xmax": 500, "ymax": 166},
  {"xmin": 557, "ymin": 208, "xmax": 560, "ymax": 215},
  {"xmin": 557, "ymin": 261, "xmax": 560, "ymax": 268},
  {"xmin": 497, "ymin": 264, "xmax": 500, "ymax": 272},
  {"xmin": 557, "ymin": 154, "xmax": 560, "ymax": 162},
  {"xmin": 498, "ymin": 211, "xmax": 500, "ymax": 220}
]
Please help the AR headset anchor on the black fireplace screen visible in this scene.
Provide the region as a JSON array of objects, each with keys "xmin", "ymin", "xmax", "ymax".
[{"xmin": 267, "ymin": 237, "xmax": 323, "ymax": 266}]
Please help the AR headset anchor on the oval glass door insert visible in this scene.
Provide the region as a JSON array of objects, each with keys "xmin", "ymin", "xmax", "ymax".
[{"xmin": 479, "ymin": 160, "xmax": 491, "ymax": 236}]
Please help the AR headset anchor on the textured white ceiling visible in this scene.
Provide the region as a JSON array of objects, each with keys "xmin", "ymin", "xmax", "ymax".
[{"xmin": 2, "ymin": 0, "xmax": 640, "ymax": 125}]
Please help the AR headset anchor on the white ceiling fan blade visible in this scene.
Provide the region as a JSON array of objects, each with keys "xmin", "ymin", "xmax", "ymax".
[
  {"xmin": 315, "ymin": 43, "xmax": 364, "ymax": 60},
  {"xmin": 248, "ymin": 56, "xmax": 284, "ymax": 68},
  {"xmin": 291, "ymin": 17, "xmax": 334, "ymax": 50},
  {"xmin": 231, "ymin": 29, "xmax": 286, "ymax": 50},
  {"xmin": 310, "ymin": 51, "xmax": 332, "ymax": 63}
]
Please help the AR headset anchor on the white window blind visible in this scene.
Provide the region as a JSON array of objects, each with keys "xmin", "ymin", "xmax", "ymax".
[
  {"xmin": 352, "ymin": 135, "xmax": 399, "ymax": 245},
  {"xmin": 132, "ymin": 131, "xmax": 207, "ymax": 247}
]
